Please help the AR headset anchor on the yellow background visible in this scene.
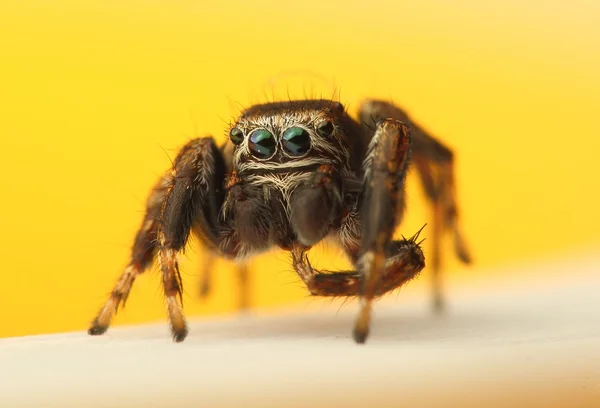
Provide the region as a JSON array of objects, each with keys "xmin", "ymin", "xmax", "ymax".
[{"xmin": 0, "ymin": 0, "xmax": 598, "ymax": 338}]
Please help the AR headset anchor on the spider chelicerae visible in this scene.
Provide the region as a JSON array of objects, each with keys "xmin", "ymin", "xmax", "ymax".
[{"xmin": 88, "ymin": 98, "xmax": 471, "ymax": 344}]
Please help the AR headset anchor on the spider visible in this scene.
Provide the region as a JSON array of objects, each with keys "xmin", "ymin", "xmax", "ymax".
[{"xmin": 88, "ymin": 98, "xmax": 471, "ymax": 344}]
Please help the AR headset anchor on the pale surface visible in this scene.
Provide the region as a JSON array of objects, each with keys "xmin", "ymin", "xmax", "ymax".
[{"xmin": 1, "ymin": 254, "xmax": 599, "ymax": 408}]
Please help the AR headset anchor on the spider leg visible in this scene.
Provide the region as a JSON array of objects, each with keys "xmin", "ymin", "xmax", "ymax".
[
  {"xmin": 358, "ymin": 100, "xmax": 472, "ymax": 313},
  {"xmin": 291, "ymin": 239, "xmax": 424, "ymax": 297},
  {"xmin": 412, "ymin": 154, "xmax": 471, "ymax": 312},
  {"xmin": 351, "ymin": 118, "xmax": 413, "ymax": 343},
  {"xmin": 89, "ymin": 137, "xmax": 227, "ymax": 342},
  {"xmin": 235, "ymin": 263, "xmax": 250, "ymax": 311},
  {"xmin": 197, "ymin": 250, "xmax": 251, "ymax": 311},
  {"xmin": 197, "ymin": 249, "xmax": 217, "ymax": 298},
  {"xmin": 88, "ymin": 175, "xmax": 170, "ymax": 336}
]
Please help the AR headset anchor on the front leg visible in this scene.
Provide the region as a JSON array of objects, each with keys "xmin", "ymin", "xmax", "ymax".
[
  {"xmin": 88, "ymin": 137, "xmax": 227, "ymax": 342},
  {"xmin": 355, "ymin": 118, "xmax": 412, "ymax": 343},
  {"xmin": 290, "ymin": 120, "xmax": 419, "ymax": 343},
  {"xmin": 359, "ymin": 100, "xmax": 472, "ymax": 313},
  {"xmin": 291, "ymin": 237, "xmax": 424, "ymax": 298}
]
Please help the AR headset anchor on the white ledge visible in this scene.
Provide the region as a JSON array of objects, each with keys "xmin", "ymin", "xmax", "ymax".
[{"xmin": 1, "ymin": 253, "xmax": 599, "ymax": 407}]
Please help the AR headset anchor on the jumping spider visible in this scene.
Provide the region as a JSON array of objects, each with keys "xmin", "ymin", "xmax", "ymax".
[{"xmin": 88, "ymin": 99, "xmax": 471, "ymax": 344}]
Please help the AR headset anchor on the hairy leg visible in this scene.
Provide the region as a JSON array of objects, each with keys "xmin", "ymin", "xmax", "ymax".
[
  {"xmin": 197, "ymin": 251, "xmax": 251, "ymax": 311},
  {"xmin": 412, "ymin": 156, "xmax": 471, "ymax": 312},
  {"xmin": 235, "ymin": 263, "xmax": 250, "ymax": 311},
  {"xmin": 89, "ymin": 137, "xmax": 227, "ymax": 342},
  {"xmin": 291, "ymin": 236, "xmax": 424, "ymax": 298},
  {"xmin": 291, "ymin": 119, "xmax": 416, "ymax": 343},
  {"xmin": 198, "ymin": 250, "xmax": 217, "ymax": 298},
  {"xmin": 353, "ymin": 118, "xmax": 413, "ymax": 343},
  {"xmin": 358, "ymin": 100, "xmax": 472, "ymax": 313},
  {"xmin": 88, "ymin": 175, "xmax": 170, "ymax": 336}
]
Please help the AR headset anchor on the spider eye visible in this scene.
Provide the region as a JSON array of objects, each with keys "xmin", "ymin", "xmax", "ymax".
[
  {"xmin": 230, "ymin": 127, "xmax": 244, "ymax": 145},
  {"xmin": 282, "ymin": 127, "xmax": 311, "ymax": 156},
  {"xmin": 248, "ymin": 129, "xmax": 276, "ymax": 159},
  {"xmin": 316, "ymin": 120, "xmax": 334, "ymax": 137}
]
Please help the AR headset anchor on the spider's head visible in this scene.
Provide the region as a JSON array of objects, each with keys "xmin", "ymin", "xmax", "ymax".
[{"xmin": 227, "ymin": 99, "xmax": 353, "ymax": 174}]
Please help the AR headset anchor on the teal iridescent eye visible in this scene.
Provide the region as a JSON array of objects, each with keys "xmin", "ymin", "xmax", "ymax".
[
  {"xmin": 229, "ymin": 127, "xmax": 244, "ymax": 145},
  {"xmin": 248, "ymin": 129, "xmax": 276, "ymax": 159},
  {"xmin": 282, "ymin": 127, "xmax": 311, "ymax": 156}
]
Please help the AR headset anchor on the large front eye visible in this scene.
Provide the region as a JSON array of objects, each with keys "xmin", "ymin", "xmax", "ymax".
[
  {"xmin": 248, "ymin": 129, "xmax": 276, "ymax": 159},
  {"xmin": 282, "ymin": 127, "xmax": 311, "ymax": 156}
]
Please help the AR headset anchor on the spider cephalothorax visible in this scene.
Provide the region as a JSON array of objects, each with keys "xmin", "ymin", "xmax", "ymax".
[
  {"xmin": 89, "ymin": 98, "xmax": 471, "ymax": 344},
  {"xmin": 220, "ymin": 100, "xmax": 365, "ymax": 256}
]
